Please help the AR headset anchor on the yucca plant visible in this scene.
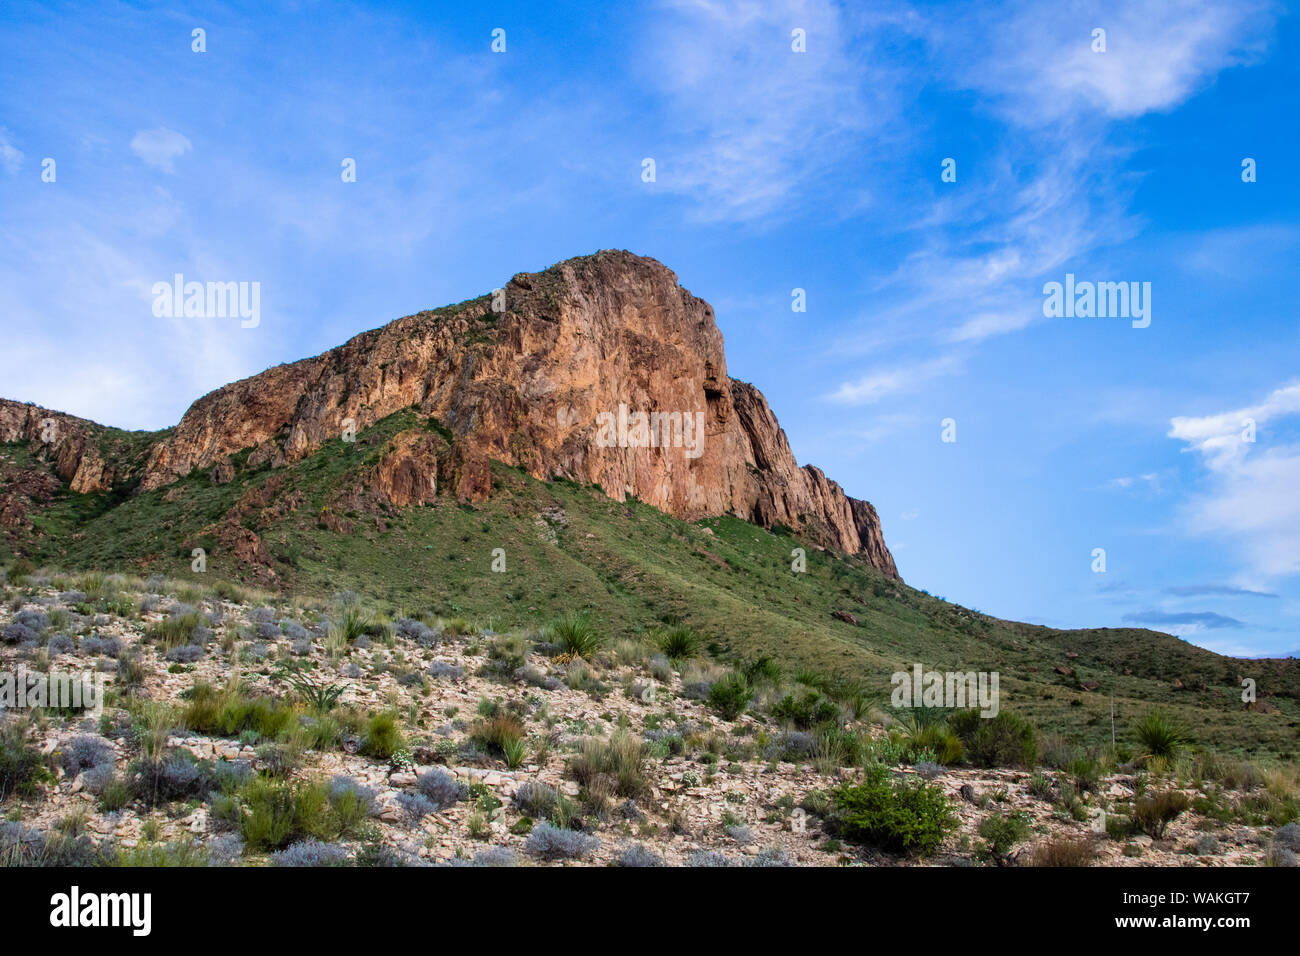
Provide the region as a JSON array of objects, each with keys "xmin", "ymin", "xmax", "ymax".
[
  {"xmin": 549, "ymin": 611, "xmax": 601, "ymax": 659},
  {"xmin": 502, "ymin": 736, "xmax": 528, "ymax": 770},
  {"xmin": 655, "ymin": 624, "xmax": 700, "ymax": 661},
  {"xmin": 1133, "ymin": 709, "xmax": 1191, "ymax": 761},
  {"xmin": 338, "ymin": 606, "xmax": 372, "ymax": 644}
]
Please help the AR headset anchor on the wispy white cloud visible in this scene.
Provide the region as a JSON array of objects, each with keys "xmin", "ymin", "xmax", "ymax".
[
  {"xmin": 826, "ymin": 354, "xmax": 962, "ymax": 405},
  {"xmin": 1169, "ymin": 382, "xmax": 1300, "ymax": 468},
  {"xmin": 0, "ymin": 126, "xmax": 23, "ymax": 175},
  {"xmin": 938, "ymin": 0, "xmax": 1276, "ymax": 122},
  {"xmin": 636, "ymin": 0, "xmax": 899, "ymax": 222},
  {"xmin": 1107, "ymin": 473, "xmax": 1163, "ymax": 494},
  {"xmin": 1170, "ymin": 383, "xmax": 1300, "ymax": 580},
  {"xmin": 130, "ymin": 127, "xmax": 192, "ymax": 173}
]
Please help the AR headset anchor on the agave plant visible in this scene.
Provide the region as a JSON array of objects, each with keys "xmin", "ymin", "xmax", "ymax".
[{"xmin": 284, "ymin": 670, "xmax": 345, "ymax": 712}]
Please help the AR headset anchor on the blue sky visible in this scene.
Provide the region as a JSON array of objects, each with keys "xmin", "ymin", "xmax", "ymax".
[{"xmin": 1, "ymin": 0, "xmax": 1298, "ymax": 656}]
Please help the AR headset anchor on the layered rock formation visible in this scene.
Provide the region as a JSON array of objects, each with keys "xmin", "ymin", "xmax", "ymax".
[{"xmin": 12, "ymin": 251, "xmax": 899, "ymax": 578}]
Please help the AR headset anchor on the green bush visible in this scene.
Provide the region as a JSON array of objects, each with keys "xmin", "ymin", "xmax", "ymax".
[
  {"xmin": 1132, "ymin": 790, "xmax": 1190, "ymax": 839},
  {"xmin": 708, "ymin": 671, "xmax": 751, "ymax": 721},
  {"xmin": 907, "ymin": 724, "xmax": 964, "ymax": 765},
  {"xmin": 0, "ymin": 720, "xmax": 51, "ymax": 801},
  {"xmin": 146, "ymin": 612, "xmax": 200, "ymax": 650},
  {"xmin": 567, "ymin": 730, "xmax": 647, "ymax": 797},
  {"xmin": 470, "ymin": 713, "xmax": 525, "ymax": 757},
  {"xmin": 772, "ymin": 690, "xmax": 840, "ymax": 729},
  {"xmin": 182, "ymin": 682, "xmax": 295, "ymax": 739},
  {"xmin": 948, "ymin": 709, "xmax": 1040, "ymax": 768},
  {"xmin": 978, "ymin": 810, "xmax": 1031, "ymax": 865},
  {"xmin": 239, "ymin": 777, "xmax": 341, "ymax": 851},
  {"xmin": 359, "ymin": 712, "xmax": 403, "ymax": 760},
  {"xmin": 831, "ymin": 765, "xmax": 957, "ymax": 856}
]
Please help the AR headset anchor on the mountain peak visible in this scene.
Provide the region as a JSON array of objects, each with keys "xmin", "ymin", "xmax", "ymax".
[{"xmin": 11, "ymin": 253, "xmax": 898, "ymax": 578}]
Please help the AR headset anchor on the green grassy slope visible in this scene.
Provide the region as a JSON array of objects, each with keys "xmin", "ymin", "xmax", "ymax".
[{"xmin": 4, "ymin": 409, "xmax": 1298, "ymax": 759}]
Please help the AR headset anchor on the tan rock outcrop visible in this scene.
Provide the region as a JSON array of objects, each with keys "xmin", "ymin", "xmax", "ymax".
[
  {"xmin": 0, "ymin": 399, "xmax": 110, "ymax": 493},
  {"xmin": 10, "ymin": 251, "xmax": 899, "ymax": 577}
]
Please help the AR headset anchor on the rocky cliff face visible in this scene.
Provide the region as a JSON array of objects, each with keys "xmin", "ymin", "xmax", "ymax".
[
  {"xmin": 16, "ymin": 251, "xmax": 898, "ymax": 578},
  {"xmin": 0, "ymin": 400, "xmax": 111, "ymax": 494}
]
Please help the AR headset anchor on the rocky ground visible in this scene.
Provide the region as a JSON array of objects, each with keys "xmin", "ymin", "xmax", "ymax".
[{"xmin": 0, "ymin": 572, "xmax": 1294, "ymax": 867}]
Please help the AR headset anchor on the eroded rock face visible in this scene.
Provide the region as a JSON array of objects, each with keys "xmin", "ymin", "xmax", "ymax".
[
  {"xmin": 0, "ymin": 400, "xmax": 110, "ymax": 494},
  {"xmin": 19, "ymin": 251, "xmax": 900, "ymax": 577}
]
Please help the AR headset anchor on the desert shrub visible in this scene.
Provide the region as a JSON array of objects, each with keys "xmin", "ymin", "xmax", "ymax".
[
  {"xmin": 82, "ymin": 635, "xmax": 121, "ymax": 656},
  {"xmin": 14, "ymin": 609, "xmax": 49, "ymax": 632},
  {"xmin": 524, "ymin": 822, "xmax": 599, "ymax": 860},
  {"xmin": 814, "ymin": 726, "xmax": 870, "ymax": 769},
  {"xmin": 416, "ymin": 769, "xmax": 468, "ymax": 810},
  {"xmin": 655, "ymin": 625, "xmax": 700, "ymax": 660},
  {"xmin": 1133, "ymin": 709, "xmax": 1191, "ymax": 760},
  {"xmin": 146, "ymin": 611, "xmax": 200, "ymax": 650},
  {"xmin": 947, "ymin": 709, "xmax": 1039, "ymax": 768},
  {"xmin": 548, "ymin": 611, "xmax": 601, "ymax": 659},
  {"xmin": 568, "ymin": 731, "xmax": 646, "ymax": 797},
  {"xmin": 830, "ymin": 766, "xmax": 957, "ymax": 856},
  {"xmin": 906, "ymin": 724, "xmax": 964, "ymax": 765},
  {"xmin": 726, "ymin": 824, "xmax": 754, "ymax": 844},
  {"xmin": 46, "ymin": 633, "xmax": 75, "ymax": 656},
  {"xmin": 686, "ymin": 849, "xmax": 733, "ymax": 867},
  {"xmin": 745, "ymin": 655, "xmax": 784, "ymax": 686},
  {"xmin": 469, "ymin": 713, "xmax": 525, "ymax": 758},
  {"xmin": 747, "ymin": 847, "xmax": 793, "ymax": 867},
  {"xmin": 765, "ymin": 730, "xmax": 818, "ymax": 762},
  {"xmin": 359, "ymin": 712, "xmax": 403, "ymax": 760},
  {"xmin": 1, "ymin": 822, "xmax": 101, "ymax": 866},
  {"xmin": 165, "ymin": 643, "xmax": 205, "ymax": 663},
  {"xmin": 488, "ymin": 634, "xmax": 529, "ymax": 672},
  {"xmin": 0, "ymin": 720, "xmax": 51, "ymax": 800},
  {"xmin": 328, "ymin": 775, "xmax": 376, "ymax": 824},
  {"xmin": 256, "ymin": 742, "xmax": 303, "ymax": 778},
  {"xmin": 772, "ymin": 689, "xmax": 839, "ymax": 729},
  {"xmin": 239, "ymin": 777, "xmax": 338, "ymax": 851},
  {"xmin": 1026, "ymin": 834, "xmax": 1098, "ymax": 866},
  {"xmin": 396, "ymin": 618, "xmax": 439, "ymax": 645},
  {"xmin": 182, "ymin": 682, "xmax": 295, "ymax": 739},
  {"xmin": 1028, "ymin": 772, "xmax": 1056, "ymax": 801},
  {"xmin": 428, "ymin": 661, "xmax": 464, "ymax": 679},
  {"xmin": 116, "ymin": 837, "xmax": 211, "ymax": 867},
  {"xmin": 649, "ymin": 654, "xmax": 674, "ymax": 682},
  {"xmin": 978, "ymin": 810, "xmax": 1031, "ymax": 865},
  {"xmin": 708, "ymin": 671, "xmax": 751, "ymax": 721},
  {"xmin": 115, "ymin": 650, "xmax": 146, "ymax": 687},
  {"xmin": 615, "ymin": 843, "xmax": 666, "ymax": 867},
  {"xmin": 59, "ymin": 735, "xmax": 114, "ymax": 780},
  {"xmin": 514, "ymin": 780, "xmax": 559, "ymax": 818},
  {"xmin": 447, "ymin": 846, "xmax": 518, "ymax": 867},
  {"xmin": 128, "ymin": 751, "xmax": 213, "ymax": 807},
  {"xmin": 1132, "ymin": 790, "xmax": 1191, "ymax": 839},
  {"xmin": 1195, "ymin": 834, "xmax": 1221, "ymax": 856},
  {"xmin": 395, "ymin": 792, "xmax": 436, "ymax": 823},
  {"xmin": 8, "ymin": 557, "xmax": 35, "ymax": 579},
  {"xmin": 1274, "ymin": 822, "xmax": 1300, "ymax": 853}
]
